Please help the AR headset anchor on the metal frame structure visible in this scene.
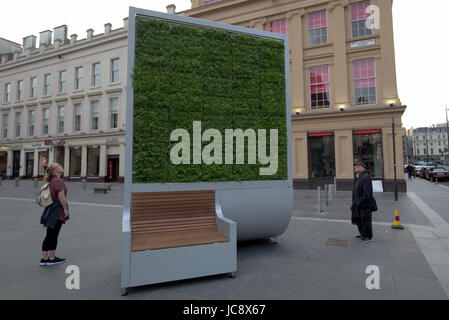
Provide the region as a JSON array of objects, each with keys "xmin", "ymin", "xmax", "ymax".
[{"xmin": 122, "ymin": 7, "xmax": 293, "ymax": 295}]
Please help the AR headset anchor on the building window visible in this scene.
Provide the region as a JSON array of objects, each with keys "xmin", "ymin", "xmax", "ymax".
[
  {"xmin": 353, "ymin": 130, "xmax": 383, "ymax": 178},
  {"xmin": 28, "ymin": 110, "xmax": 35, "ymax": 136},
  {"xmin": 4, "ymin": 83, "xmax": 11, "ymax": 103},
  {"xmin": 270, "ymin": 19, "xmax": 287, "ymax": 34},
  {"xmin": 30, "ymin": 77, "xmax": 37, "ymax": 98},
  {"xmin": 87, "ymin": 146, "xmax": 100, "ymax": 177},
  {"xmin": 43, "ymin": 74, "xmax": 51, "ymax": 96},
  {"xmin": 111, "ymin": 59, "xmax": 120, "ymax": 83},
  {"xmin": 15, "ymin": 112, "xmax": 21, "ymax": 137},
  {"xmin": 59, "ymin": 71, "xmax": 67, "ymax": 93},
  {"xmin": 69, "ymin": 148, "xmax": 82, "ymax": 177},
  {"xmin": 17, "ymin": 80, "xmax": 23, "ymax": 101},
  {"xmin": 58, "ymin": 106, "xmax": 65, "ymax": 133},
  {"xmin": 308, "ymin": 10, "xmax": 328, "ymax": 46},
  {"xmin": 74, "ymin": 103, "xmax": 82, "ymax": 132},
  {"xmin": 310, "ymin": 66, "xmax": 330, "ymax": 109},
  {"xmin": 2, "ymin": 114, "xmax": 8, "ymax": 138},
  {"xmin": 91, "ymin": 101, "xmax": 99, "ymax": 130},
  {"xmin": 351, "ymin": 1, "xmax": 373, "ymax": 39},
  {"xmin": 308, "ymin": 133, "xmax": 335, "ymax": 178},
  {"xmin": 75, "ymin": 67, "xmax": 83, "ymax": 90},
  {"xmin": 353, "ymin": 59, "xmax": 377, "ymax": 105},
  {"xmin": 42, "ymin": 109, "xmax": 49, "ymax": 135},
  {"xmin": 109, "ymin": 98, "xmax": 119, "ymax": 129},
  {"xmin": 92, "ymin": 63, "xmax": 101, "ymax": 86}
]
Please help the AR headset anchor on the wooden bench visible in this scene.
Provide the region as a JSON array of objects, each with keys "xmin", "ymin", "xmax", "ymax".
[
  {"xmin": 92, "ymin": 183, "xmax": 112, "ymax": 194},
  {"xmin": 131, "ymin": 190, "xmax": 229, "ymax": 252}
]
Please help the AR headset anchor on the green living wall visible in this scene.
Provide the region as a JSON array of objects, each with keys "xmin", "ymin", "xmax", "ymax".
[{"xmin": 133, "ymin": 18, "xmax": 287, "ymax": 183}]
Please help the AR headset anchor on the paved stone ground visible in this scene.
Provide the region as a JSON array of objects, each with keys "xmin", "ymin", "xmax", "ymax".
[{"xmin": 0, "ymin": 178, "xmax": 447, "ymax": 300}]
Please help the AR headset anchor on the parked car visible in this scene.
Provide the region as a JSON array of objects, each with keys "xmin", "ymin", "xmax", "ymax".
[{"xmin": 426, "ymin": 167, "xmax": 449, "ymax": 182}]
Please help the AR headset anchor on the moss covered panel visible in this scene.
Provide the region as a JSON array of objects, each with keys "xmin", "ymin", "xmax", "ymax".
[{"xmin": 132, "ymin": 18, "xmax": 287, "ymax": 183}]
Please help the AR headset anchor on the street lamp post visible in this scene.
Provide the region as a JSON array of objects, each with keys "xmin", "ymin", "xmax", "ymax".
[
  {"xmin": 425, "ymin": 127, "xmax": 429, "ymax": 164},
  {"xmin": 392, "ymin": 117, "xmax": 398, "ymax": 202},
  {"xmin": 446, "ymin": 105, "xmax": 449, "ymax": 160}
]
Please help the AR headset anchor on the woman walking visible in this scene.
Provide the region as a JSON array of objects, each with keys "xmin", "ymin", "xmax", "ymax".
[{"xmin": 40, "ymin": 163, "xmax": 69, "ymax": 266}]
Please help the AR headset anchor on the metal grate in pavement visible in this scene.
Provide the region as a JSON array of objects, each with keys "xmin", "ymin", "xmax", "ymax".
[{"xmin": 326, "ymin": 239, "xmax": 348, "ymax": 247}]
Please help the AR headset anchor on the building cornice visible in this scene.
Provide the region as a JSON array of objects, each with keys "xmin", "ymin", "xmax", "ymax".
[
  {"xmin": 183, "ymin": 0, "xmax": 335, "ymax": 25},
  {"xmin": 0, "ymin": 30, "xmax": 127, "ymax": 72},
  {"xmin": 0, "ymin": 130, "xmax": 126, "ymax": 146},
  {"xmin": 292, "ymin": 105, "xmax": 407, "ymax": 121}
]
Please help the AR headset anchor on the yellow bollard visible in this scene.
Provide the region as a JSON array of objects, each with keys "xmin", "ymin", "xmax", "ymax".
[
  {"xmin": 435, "ymin": 178, "xmax": 439, "ymax": 185},
  {"xmin": 391, "ymin": 209, "xmax": 404, "ymax": 230},
  {"xmin": 430, "ymin": 176, "xmax": 433, "ymax": 183}
]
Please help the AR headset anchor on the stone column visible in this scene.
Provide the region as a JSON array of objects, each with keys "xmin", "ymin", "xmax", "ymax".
[
  {"xmin": 191, "ymin": 0, "xmax": 201, "ymax": 8},
  {"xmin": 249, "ymin": 18, "xmax": 266, "ymax": 31},
  {"xmin": 292, "ymin": 131, "xmax": 308, "ymax": 179},
  {"xmin": 376, "ymin": 0, "xmax": 400, "ymax": 105},
  {"xmin": 119, "ymin": 143, "xmax": 125, "ymax": 179},
  {"xmin": 6, "ymin": 150, "xmax": 12, "ymax": 177},
  {"xmin": 81, "ymin": 146, "xmax": 87, "ymax": 178},
  {"xmin": 334, "ymin": 130, "xmax": 354, "ymax": 180},
  {"xmin": 19, "ymin": 149, "xmax": 25, "ymax": 177},
  {"xmin": 331, "ymin": 2, "xmax": 350, "ymax": 109},
  {"xmin": 48, "ymin": 147, "xmax": 55, "ymax": 164},
  {"xmin": 33, "ymin": 149, "xmax": 39, "ymax": 178},
  {"xmin": 99, "ymin": 144, "xmax": 107, "ymax": 180},
  {"xmin": 287, "ymin": 9, "xmax": 306, "ymax": 113},
  {"xmin": 64, "ymin": 146, "xmax": 70, "ymax": 177}
]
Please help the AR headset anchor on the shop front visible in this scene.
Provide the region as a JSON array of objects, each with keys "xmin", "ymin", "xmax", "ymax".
[
  {"xmin": 353, "ymin": 130, "xmax": 383, "ymax": 179},
  {"xmin": 69, "ymin": 147, "xmax": 82, "ymax": 178},
  {"xmin": 37, "ymin": 150, "xmax": 49, "ymax": 177},
  {"xmin": 25, "ymin": 151, "xmax": 34, "ymax": 178},
  {"xmin": 307, "ymin": 132, "xmax": 336, "ymax": 189},
  {"xmin": 0, "ymin": 150, "xmax": 7, "ymax": 178},
  {"xmin": 107, "ymin": 155, "xmax": 120, "ymax": 182},
  {"xmin": 12, "ymin": 150, "xmax": 20, "ymax": 178},
  {"xmin": 292, "ymin": 106, "xmax": 406, "ymax": 192},
  {"xmin": 86, "ymin": 146, "xmax": 100, "ymax": 181}
]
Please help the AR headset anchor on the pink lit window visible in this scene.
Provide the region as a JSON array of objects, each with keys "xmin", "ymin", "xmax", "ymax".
[
  {"xmin": 270, "ymin": 19, "xmax": 287, "ymax": 34},
  {"xmin": 308, "ymin": 11, "xmax": 328, "ymax": 45},
  {"xmin": 351, "ymin": 1, "xmax": 373, "ymax": 38},
  {"xmin": 353, "ymin": 59, "xmax": 377, "ymax": 105},
  {"xmin": 310, "ymin": 66, "xmax": 330, "ymax": 109}
]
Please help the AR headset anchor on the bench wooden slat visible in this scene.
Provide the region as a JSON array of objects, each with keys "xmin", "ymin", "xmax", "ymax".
[
  {"xmin": 131, "ymin": 190, "xmax": 228, "ymax": 252},
  {"xmin": 131, "ymin": 230, "xmax": 229, "ymax": 251}
]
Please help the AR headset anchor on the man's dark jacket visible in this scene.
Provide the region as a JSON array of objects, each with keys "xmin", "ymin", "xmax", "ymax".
[
  {"xmin": 351, "ymin": 170, "xmax": 377, "ymax": 224},
  {"xmin": 40, "ymin": 200, "xmax": 68, "ymax": 229}
]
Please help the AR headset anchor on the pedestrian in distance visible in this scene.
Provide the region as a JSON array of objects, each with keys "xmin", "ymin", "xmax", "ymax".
[
  {"xmin": 406, "ymin": 162, "xmax": 414, "ymax": 179},
  {"xmin": 351, "ymin": 162, "xmax": 378, "ymax": 243},
  {"xmin": 42, "ymin": 158, "xmax": 48, "ymax": 175},
  {"xmin": 40, "ymin": 163, "xmax": 69, "ymax": 266}
]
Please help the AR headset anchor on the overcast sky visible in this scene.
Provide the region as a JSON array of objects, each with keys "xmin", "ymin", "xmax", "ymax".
[{"xmin": 1, "ymin": 0, "xmax": 448, "ymax": 129}]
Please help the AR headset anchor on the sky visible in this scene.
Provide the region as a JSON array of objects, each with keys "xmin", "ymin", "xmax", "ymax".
[{"xmin": 1, "ymin": 0, "xmax": 448, "ymax": 129}]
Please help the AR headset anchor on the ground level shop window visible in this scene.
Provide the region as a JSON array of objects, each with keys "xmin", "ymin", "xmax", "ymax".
[
  {"xmin": 87, "ymin": 146, "xmax": 100, "ymax": 177},
  {"xmin": 308, "ymin": 133, "xmax": 335, "ymax": 178},
  {"xmin": 70, "ymin": 148, "xmax": 82, "ymax": 177},
  {"xmin": 353, "ymin": 130, "xmax": 383, "ymax": 178}
]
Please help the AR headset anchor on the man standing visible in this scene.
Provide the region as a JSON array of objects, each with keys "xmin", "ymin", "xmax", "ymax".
[{"xmin": 351, "ymin": 162, "xmax": 376, "ymax": 242}]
